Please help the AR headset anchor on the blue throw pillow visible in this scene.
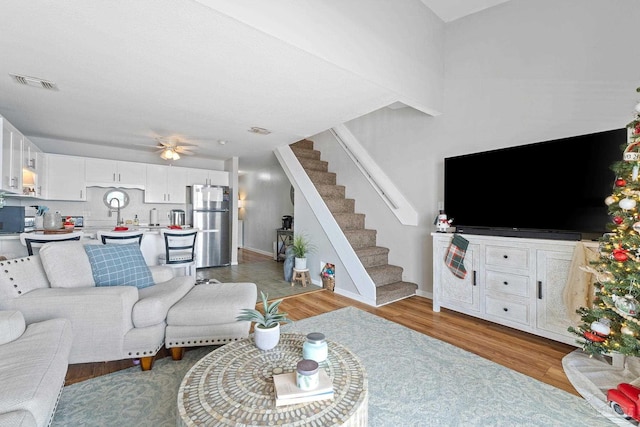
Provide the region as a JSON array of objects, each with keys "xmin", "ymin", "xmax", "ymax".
[{"xmin": 84, "ymin": 243, "xmax": 154, "ymax": 289}]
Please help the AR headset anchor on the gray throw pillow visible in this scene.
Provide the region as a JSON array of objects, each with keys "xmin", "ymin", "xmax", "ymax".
[{"xmin": 39, "ymin": 241, "xmax": 95, "ymax": 288}]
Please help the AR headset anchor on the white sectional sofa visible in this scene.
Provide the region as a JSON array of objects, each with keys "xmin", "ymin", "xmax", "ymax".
[
  {"xmin": 0, "ymin": 239, "xmax": 258, "ymax": 425},
  {"xmin": 0, "ymin": 310, "xmax": 72, "ymax": 427},
  {"xmin": 0, "ymin": 241, "xmax": 195, "ymax": 369}
]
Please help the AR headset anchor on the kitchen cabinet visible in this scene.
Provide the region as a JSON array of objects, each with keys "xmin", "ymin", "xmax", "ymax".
[
  {"xmin": 85, "ymin": 158, "xmax": 146, "ymax": 188},
  {"xmin": 187, "ymin": 169, "xmax": 229, "ymax": 186},
  {"xmin": 144, "ymin": 164, "xmax": 187, "ymax": 203},
  {"xmin": 432, "ymin": 233, "xmax": 591, "ymax": 346},
  {"xmin": 23, "ymin": 138, "xmax": 41, "ymax": 171},
  {"xmin": 0, "ymin": 117, "xmax": 23, "ymax": 194},
  {"xmin": 22, "ymin": 138, "xmax": 42, "ymax": 197},
  {"xmin": 42, "ymin": 154, "xmax": 86, "ymax": 201}
]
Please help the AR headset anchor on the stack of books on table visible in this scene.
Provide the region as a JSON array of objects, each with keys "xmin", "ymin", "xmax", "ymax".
[{"xmin": 273, "ymin": 369, "xmax": 334, "ymax": 407}]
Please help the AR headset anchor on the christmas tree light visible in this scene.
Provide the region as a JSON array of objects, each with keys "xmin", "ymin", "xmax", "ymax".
[{"xmin": 569, "ymin": 87, "xmax": 640, "ymax": 356}]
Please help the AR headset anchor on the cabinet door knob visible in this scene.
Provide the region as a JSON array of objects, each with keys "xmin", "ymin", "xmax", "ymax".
[
  {"xmin": 503, "ymin": 281, "xmax": 508, "ymax": 285},
  {"xmin": 503, "ymin": 307, "xmax": 509, "ymax": 312},
  {"xmin": 503, "ymin": 255, "xmax": 508, "ymax": 259}
]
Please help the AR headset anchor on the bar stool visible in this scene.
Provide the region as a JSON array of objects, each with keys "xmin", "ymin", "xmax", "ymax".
[
  {"xmin": 158, "ymin": 229, "xmax": 198, "ymax": 277},
  {"xmin": 97, "ymin": 230, "xmax": 144, "ymax": 245},
  {"xmin": 19, "ymin": 231, "xmax": 84, "ymax": 256},
  {"xmin": 291, "ymin": 268, "xmax": 311, "ymax": 287}
]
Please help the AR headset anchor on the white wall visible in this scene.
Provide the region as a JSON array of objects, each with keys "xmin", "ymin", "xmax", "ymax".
[
  {"xmin": 239, "ymin": 153, "xmax": 293, "ymax": 255},
  {"xmin": 326, "ymin": 0, "xmax": 640, "ymax": 296},
  {"xmin": 197, "ymin": 0, "xmax": 445, "ymax": 115}
]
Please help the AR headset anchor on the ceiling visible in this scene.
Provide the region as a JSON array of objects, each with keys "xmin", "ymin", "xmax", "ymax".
[
  {"xmin": 0, "ymin": 1, "xmax": 509, "ymax": 169},
  {"xmin": 420, "ymin": 0, "xmax": 511, "ymax": 23}
]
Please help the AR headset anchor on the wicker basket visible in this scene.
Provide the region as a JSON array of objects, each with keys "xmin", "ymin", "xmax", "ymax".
[{"xmin": 322, "ymin": 277, "xmax": 335, "ymax": 291}]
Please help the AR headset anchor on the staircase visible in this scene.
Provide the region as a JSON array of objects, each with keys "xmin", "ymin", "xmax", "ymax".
[{"xmin": 290, "ymin": 139, "xmax": 418, "ymax": 306}]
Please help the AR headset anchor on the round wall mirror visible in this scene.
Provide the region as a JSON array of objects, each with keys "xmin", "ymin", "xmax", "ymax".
[{"xmin": 103, "ymin": 189, "xmax": 130, "ymax": 209}]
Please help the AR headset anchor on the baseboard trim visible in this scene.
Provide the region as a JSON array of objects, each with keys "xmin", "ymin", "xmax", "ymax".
[{"xmin": 242, "ymin": 247, "xmax": 273, "ymax": 257}]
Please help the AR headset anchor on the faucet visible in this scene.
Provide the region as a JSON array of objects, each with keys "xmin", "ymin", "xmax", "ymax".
[{"xmin": 109, "ymin": 198, "xmax": 122, "ymax": 226}]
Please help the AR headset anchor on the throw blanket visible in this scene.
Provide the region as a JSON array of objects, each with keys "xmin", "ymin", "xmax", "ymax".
[{"xmin": 563, "ymin": 241, "xmax": 600, "ymax": 324}]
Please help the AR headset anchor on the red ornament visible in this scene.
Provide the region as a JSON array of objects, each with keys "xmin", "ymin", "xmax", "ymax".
[
  {"xmin": 584, "ymin": 330, "xmax": 606, "ymax": 342},
  {"xmin": 614, "ymin": 251, "xmax": 629, "ymax": 262},
  {"xmin": 614, "ymin": 216, "xmax": 624, "ymax": 225},
  {"xmin": 616, "ymin": 178, "xmax": 627, "ymax": 187}
]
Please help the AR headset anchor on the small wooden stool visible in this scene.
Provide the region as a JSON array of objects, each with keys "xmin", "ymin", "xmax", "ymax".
[{"xmin": 291, "ymin": 268, "xmax": 311, "ymax": 287}]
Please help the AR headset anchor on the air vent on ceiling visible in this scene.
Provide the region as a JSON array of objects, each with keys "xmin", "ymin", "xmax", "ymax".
[
  {"xmin": 9, "ymin": 74, "xmax": 58, "ymax": 91},
  {"xmin": 248, "ymin": 127, "xmax": 271, "ymax": 135}
]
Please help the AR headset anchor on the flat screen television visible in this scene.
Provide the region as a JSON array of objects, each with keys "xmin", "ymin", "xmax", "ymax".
[{"xmin": 444, "ymin": 128, "xmax": 627, "ymax": 241}]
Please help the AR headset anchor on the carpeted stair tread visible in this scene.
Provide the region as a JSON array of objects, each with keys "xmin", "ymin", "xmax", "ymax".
[
  {"xmin": 324, "ymin": 197, "xmax": 355, "ymax": 214},
  {"xmin": 333, "ymin": 213, "xmax": 366, "ymax": 230},
  {"xmin": 344, "ymin": 229, "xmax": 377, "ymax": 249},
  {"xmin": 355, "ymin": 246, "xmax": 389, "ymax": 268},
  {"xmin": 306, "ymin": 170, "xmax": 337, "ymax": 186},
  {"xmin": 316, "ymin": 184, "xmax": 346, "ymax": 198},
  {"xmin": 291, "ymin": 139, "xmax": 315, "ymax": 150},
  {"xmin": 298, "ymin": 157, "xmax": 328, "ymax": 172},
  {"xmin": 291, "ymin": 147, "xmax": 321, "ymax": 160},
  {"xmin": 375, "ymin": 281, "xmax": 418, "ymax": 306},
  {"xmin": 367, "ymin": 264, "xmax": 404, "ymax": 286}
]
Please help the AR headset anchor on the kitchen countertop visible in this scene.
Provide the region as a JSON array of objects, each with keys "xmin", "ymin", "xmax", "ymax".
[{"xmin": 0, "ymin": 225, "xmax": 195, "ymax": 240}]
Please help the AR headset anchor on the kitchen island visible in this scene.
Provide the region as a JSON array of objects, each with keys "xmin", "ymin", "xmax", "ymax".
[{"xmin": 0, "ymin": 226, "xmax": 193, "ymax": 265}]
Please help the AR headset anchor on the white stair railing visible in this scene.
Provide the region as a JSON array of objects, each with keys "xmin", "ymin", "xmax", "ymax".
[{"xmin": 331, "ymin": 124, "xmax": 418, "ymax": 226}]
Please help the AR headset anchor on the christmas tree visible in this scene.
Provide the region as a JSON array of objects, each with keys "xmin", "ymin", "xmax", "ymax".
[{"xmin": 569, "ymin": 87, "xmax": 640, "ymax": 356}]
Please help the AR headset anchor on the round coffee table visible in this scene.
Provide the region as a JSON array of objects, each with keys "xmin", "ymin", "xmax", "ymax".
[{"xmin": 177, "ymin": 332, "xmax": 368, "ymax": 426}]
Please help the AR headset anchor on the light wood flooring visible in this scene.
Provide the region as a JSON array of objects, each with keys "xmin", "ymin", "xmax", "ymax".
[{"xmin": 65, "ymin": 249, "xmax": 579, "ymax": 397}]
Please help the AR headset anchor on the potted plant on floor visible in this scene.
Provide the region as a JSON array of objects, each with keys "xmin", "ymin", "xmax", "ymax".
[
  {"xmin": 236, "ymin": 291, "xmax": 291, "ymax": 350},
  {"xmin": 291, "ymin": 233, "xmax": 314, "ymax": 270}
]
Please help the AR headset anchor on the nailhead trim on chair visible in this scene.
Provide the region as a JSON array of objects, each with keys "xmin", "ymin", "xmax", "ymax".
[
  {"xmin": 0, "ymin": 257, "xmax": 35, "ymax": 296},
  {"xmin": 127, "ymin": 343, "xmax": 163, "ymax": 357},
  {"xmin": 166, "ymin": 337, "xmax": 244, "ymax": 347},
  {"xmin": 46, "ymin": 383, "xmax": 65, "ymax": 427}
]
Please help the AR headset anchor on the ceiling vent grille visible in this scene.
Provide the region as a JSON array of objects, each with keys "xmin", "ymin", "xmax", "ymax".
[
  {"xmin": 248, "ymin": 127, "xmax": 271, "ymax": 135},
  {"xmin": 9, "ymin": 74, "xmax": 58, "ymax": 91}
]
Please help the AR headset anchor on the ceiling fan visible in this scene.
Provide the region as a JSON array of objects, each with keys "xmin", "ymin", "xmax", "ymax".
[{"xmin": 153, "ymin": 137, "xmax": 198, "ymax": 160}]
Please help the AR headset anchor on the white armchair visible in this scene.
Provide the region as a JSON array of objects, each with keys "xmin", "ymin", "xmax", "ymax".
[{"xmin": 0, "ymin": 310, "xmax": 72, "ymax": 427}]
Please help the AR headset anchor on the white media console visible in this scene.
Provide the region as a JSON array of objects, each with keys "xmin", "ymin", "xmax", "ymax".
[{"xmin": 432, "ymin": 233, "xmax": 598, "ymax": 346}]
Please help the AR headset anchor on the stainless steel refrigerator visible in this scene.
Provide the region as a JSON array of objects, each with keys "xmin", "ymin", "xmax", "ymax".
[{"xmin": 188, "ymin": 185, "xmax": 231, "ymax": 268}]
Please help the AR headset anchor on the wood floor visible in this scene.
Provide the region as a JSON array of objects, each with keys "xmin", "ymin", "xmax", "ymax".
[{"xmin": 65, "ymin": 250, "xmax": 580, "ymax": 397}]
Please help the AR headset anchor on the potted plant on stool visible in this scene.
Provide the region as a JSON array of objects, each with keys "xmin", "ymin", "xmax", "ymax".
[
  {"xmin": 291, "ymin": 234, "xmax": 314, "ymax": 270},
  {"xmin": 236, "ymin": 291, "xmax": 291, "ymax": 350}
]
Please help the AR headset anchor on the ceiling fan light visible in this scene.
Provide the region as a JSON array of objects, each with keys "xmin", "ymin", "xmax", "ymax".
[
  {"xmin": 172, "ymin": 151, "xmax": 180, "ymax": 160},
  {"xmin": 160, "ymin": 148, "xmax": 174, "ymax": 160}
]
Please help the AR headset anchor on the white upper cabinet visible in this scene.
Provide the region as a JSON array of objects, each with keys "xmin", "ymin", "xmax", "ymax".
[
  {"xmin": 85, "ymin": 158, "xmax": 146, "ymax": 188},
  {"xmin": 42, "ymin": 154, "xmax": 86, "ymax": 201},
  {"xmin": 21, "ymin": 138, "xmax": 42, "ymax": 197},
  {"xmin": 23, "ymin": 138, "xmax": 41, "ymax": 171},
  {"xmin": 145, "ymin": 164, "xmax": 187, "ymax": 204},
  {"xmin": 0, "ymin": 117, "xmax": 24, "ymax": 194},
  {"xmin": 187, "ymin": 169, "xmax": 229, "ymax": 186}
]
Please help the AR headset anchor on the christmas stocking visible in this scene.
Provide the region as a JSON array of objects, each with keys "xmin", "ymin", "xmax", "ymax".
[{"xmin": 444, "ymin": 234, "xmax": 469, "ymax": 279}]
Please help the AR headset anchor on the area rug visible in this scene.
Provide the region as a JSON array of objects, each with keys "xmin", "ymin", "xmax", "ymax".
[{"xmin": 52, "ymin": 307, "xmax": 611, "ymax": 426}]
